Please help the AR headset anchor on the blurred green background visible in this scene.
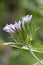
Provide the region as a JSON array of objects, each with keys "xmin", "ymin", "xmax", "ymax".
[{"xmin": 0, "ymin": 0, "xmax": 43, "ymax": 65}]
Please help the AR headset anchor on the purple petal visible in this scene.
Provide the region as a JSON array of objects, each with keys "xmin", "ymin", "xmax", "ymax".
[
  {"xmin": 9, "ymin": 24, "xmax": 15, "ymax": 30},
  {"xmin": 14, "ymin": 21, "xmax": 21, "ymax": 30}
]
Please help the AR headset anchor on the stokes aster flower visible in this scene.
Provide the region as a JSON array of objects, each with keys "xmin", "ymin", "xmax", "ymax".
[{"xmin": 3, "ymin": 15, "xmax": 32, "ymax": 33}]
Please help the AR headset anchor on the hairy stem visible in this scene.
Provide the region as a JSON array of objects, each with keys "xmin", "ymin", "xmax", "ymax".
[{"xmin": 27, "ymin": 44, "xmax": 43, "ymax": 65}]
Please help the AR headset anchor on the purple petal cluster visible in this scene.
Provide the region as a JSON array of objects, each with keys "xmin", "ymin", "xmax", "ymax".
[
  {"xmin": 3, "ymin": 15, "xmax": 32, "ymax": 33},
  {"xmin": 3, "ymin": 21, "xmax": 21, "ymax": 33},
  {"xmin": 22, "ymin": 15, "xmax": 32, "ymax": 27},
  {"xmin": 3, "ymin": 24, "xmax": 15, "ymax": 33}
]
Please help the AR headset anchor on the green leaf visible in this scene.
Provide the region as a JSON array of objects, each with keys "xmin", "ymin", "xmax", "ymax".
[
  {"xmin": 3, "ymin": 42, "xmax": 43, "ymax": 53},
  {"xmin": 32, "ymin": 41, "xmax": 43, "ymax": 53},
  {"xmin": 3, "ymin": 42, "xmax": 25, "ymax": 47}
]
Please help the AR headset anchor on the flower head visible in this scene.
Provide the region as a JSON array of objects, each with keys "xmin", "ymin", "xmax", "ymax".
[
  {"xmin": 3, "ymin": 24, "xmax": 14, "ymax": 33},
  {"xmin": 3, "ymin": 21, "xmax": 21, "ymax": 33},
  {"xmin": 3, "ymin": 15, "xmax": 32, "ymax": 33},
  {"xmin": 22, "ymin": 15, "xmax": 32, "ymax": 27}
]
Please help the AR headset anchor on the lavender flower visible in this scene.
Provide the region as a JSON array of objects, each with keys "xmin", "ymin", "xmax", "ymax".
[
  {"xmin": 3, "ymin": 15, "xmax": 32, "ymax": 33},
  {"xmin": 22, "ymin": 15, "xmax": 32, "ymax": 27},
  {"xmin": 3, "ymin": 24, "xmax": 14, "ymax": 33},
  {"xmin": 3, "ymin": 21, "xmax": 21, "ymax": 33}
]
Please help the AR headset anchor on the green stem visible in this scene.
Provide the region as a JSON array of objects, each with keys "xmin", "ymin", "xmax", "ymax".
[
  {"xmin": 10, "ymin": 34, "xmax": 18, "ymax": 43},
  {"xmin": 27, "ymin": 44, "xmax": 43, "ymax": 65}
]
